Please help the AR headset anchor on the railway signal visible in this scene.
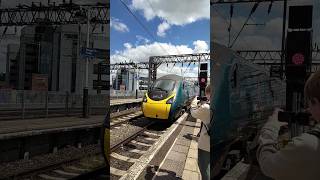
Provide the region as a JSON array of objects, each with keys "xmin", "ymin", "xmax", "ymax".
[
  {"xmin": 285, "ymin": 5, "xmax": 313, "ymax": 82},
  {"xmin": 285, "ymin": 31, "xmax": 311, "ymax": 80},
  {"xmin": 198, "ymin": 63, "xmax": 208, "ymax": 100},
  {"xmin": 285, "ymin": 5, "xmax": 313, "ymax": 137}
]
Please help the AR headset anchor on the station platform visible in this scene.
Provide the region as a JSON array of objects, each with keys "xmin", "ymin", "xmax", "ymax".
[
  {"xmin": 153, "ymin": 118, "xmax": 203, "ymax": 180},
  {"xmin": 0, "ymin": 115, "xmax": 105, "ymax": 140},
  {"xmin": 0, "ymin": 98, "xmax": 142, "ymax": 139}
]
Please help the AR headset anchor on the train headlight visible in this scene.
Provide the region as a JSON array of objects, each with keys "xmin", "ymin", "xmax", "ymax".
[
  {"xmin": 166, "ymin": 96, "xmax": 174, "ymax": 104},
  {"xmin": 143, "ymin": 94, "xmax": 147, "ymax": 102}
]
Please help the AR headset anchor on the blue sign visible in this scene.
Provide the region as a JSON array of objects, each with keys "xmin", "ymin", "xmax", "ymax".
[
  {"xmin": 80, "ymin": 47, "xmax": 109, "ymax": 59},
  {"xmin": 80, "ymin": 48, "xmax": 97, "ymax": 58}
]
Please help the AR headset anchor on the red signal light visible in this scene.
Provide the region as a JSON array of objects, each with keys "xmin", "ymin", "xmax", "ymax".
[{"xmin": 292, "ymin": 53, "xmax": 304, "ymax": 65}]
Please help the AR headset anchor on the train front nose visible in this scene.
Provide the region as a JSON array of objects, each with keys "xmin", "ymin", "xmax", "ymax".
[
  {"xmin": 142, "ymin": 93, "xmax": 174, "ymax": 119},
  {"xmin": 143, "ymin": 102, "xmax": 171, "ymax": 119}
]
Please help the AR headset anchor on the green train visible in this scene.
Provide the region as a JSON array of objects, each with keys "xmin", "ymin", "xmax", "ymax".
[{"xmin": 142, "ymin": 74, "xmax": 197, "ymax": 121}]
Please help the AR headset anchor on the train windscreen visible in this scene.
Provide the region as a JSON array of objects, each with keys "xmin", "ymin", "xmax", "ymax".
[{"xmin": 151, "ymin": 79, "xmax": 176, "ymax": 92}]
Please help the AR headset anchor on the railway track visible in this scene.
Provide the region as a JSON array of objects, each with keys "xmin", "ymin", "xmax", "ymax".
[
  {"xmin": 22, "ymin": 111, "xmax": 151, "ymax": 180},
  {"xmin": 18, "ymin": 152, "xmax": 107, "ymax": 180},
  {"xmin": 110, "ymin": 111, "xmax": 142, "ymax": 128},
  {"xmin": 0, "ymin": 144, "xmax": 107, "ymax": 180},
  {"xmin": 110, "ymin": 117, "xmax": 169, "ymax": 180},
  {"xmin": 0, "ymin": 110, "xmax": 146, "ymax": 180}
]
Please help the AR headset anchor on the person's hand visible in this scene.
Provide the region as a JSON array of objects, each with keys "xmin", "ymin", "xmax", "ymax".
[
  {"xmin": 191, "ymin": 96, "xmax": 200, "ymax": 107},
  {"xmin": 259, "ymin": 108, "xmax": 288, "ymax": 145},
  {"xmin": 265, "ymin": 108, "xmax": 288, "ymax": 128}
]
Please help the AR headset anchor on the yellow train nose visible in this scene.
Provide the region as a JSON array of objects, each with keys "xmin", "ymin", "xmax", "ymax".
[
  {"xmin": 142, "ymin": 102, "xmax": 171, "ymax": 119},
  {"xmin": 142, "ymin": 93, "xmax": 175, "ymax": 120}
]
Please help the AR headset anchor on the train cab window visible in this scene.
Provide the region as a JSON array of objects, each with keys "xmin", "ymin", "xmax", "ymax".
[{"xmin": 151, "ymin": 79, "xmax": 176, "ymax": 92}]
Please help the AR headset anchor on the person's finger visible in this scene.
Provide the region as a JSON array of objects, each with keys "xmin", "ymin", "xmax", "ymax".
[
  {"xmin": 273, "ymin": 108, "xmax": 283, "ymax": 114},
  {"xmin": 279, "ymin": 122, "xmax": 288, "ymax": 127},
  {"xmin": 271, "ymin": 108, "xmax": 283, "ymax": 119}
]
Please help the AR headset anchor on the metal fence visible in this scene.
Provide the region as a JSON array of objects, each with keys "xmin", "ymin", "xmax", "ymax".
[
  {"xmin": 110, "ymin": 90, "xmax": 146, "ymax": 99},
  {"xmin": 0, "ymin": 90, "xmax": 145, "ymax": 119},
  {"xmin": 0, "ymin": 90, "xmax": 108, "ymax": 120}
]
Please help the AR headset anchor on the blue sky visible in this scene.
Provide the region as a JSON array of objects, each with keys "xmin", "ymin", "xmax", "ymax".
[{"xmin": 110, "ymin": 0, "xmax": 210, "ymax": 77}]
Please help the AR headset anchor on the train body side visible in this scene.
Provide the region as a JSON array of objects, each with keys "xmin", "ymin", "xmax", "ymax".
[{"xmin": 211, "ymin": 43, "xmax": 286, "ymax": 174}]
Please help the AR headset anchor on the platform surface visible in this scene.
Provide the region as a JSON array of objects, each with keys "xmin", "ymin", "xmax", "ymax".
[
  {"xmin": 153, "ymin": 118, "xmax": 203, "ymax": 180},
  {"xmin": 0, "ymin": 115, "xmax": 104, "ymax": 139},
  {"xmin": 0, "ymin": 98, "xmax": 142, "ymax": 139}
]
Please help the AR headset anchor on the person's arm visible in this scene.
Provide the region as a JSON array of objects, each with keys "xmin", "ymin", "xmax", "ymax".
[
  {"xmin": 258, "ymin": 135, "xmax": 311, "ymax": 179},
  {"xmin": 190, "ymin": 97, "xmax": 210, "ymax": 121},
  {"xmin": 256, "ymin": 109, "xmax": 308, "ymax": 179}
]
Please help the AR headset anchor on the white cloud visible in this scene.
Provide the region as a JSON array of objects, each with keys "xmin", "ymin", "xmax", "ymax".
[
  {"xmin": 212, "ymin": 12, "xmax": 285, "ymax": 50},
  {"xmin": 131, "ymin": 0, "xmax": 209, "ymax": 37},
  {"xmin": 124, "ymin": 43, "xmax": 132, "ymax": 49},
  {"xmin": 264, "ymin": 17, "xmax": 282, "ymax": 36},
  {"xmin": 212, "ymin": 0, "xmax": 320, "ymax": 52},
  {"xmin": 131, "ymin": 0, "xmax": 209, "ymax": 25},
  {"xmin": 211, "ymin": 14, "xmax": 256, "ymax": 46},
  {"xmin": 111, "ymin": 40, "xmax": 209, "ymax": 77},
  {"xmin": 110, "ymin": 17, "xmax": 129, "ymax": 33},
  {"xmin": 157, "ymin": 21, "xmax": 170, "ymax": 37},
  {"xmin": 157, "ymin": 64, "xmax": 199, "ymax": 78},
  {"xmin": 112, "ymin": 42, "xmax": 193, "ymax": 63},
  {"xmin": 135, "ymin": 35, "xmax": 150, "ymax": 45},
  {"xmin": 233, "ymin": 36, "xmax": 279, "ymax": 50},
  {"xmin": 193, "ymin": 40, "xmax": 209, "ymax": 53}
]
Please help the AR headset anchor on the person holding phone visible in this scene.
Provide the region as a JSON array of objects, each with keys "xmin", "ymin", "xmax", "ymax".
[
  {"xmin": 190, "ymin": 84, "xmax": 211, "ymax": 180},
  {"xmin": 257, "ymin": 70, "xmax": 320, "ymax": 180}
]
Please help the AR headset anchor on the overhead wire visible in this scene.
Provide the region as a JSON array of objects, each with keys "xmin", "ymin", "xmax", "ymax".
[
  {"xmin": 145, "ymin": 0, "xmax": 182, "ymax": 55},
  {"xmin": 143, "ymin": 0, "xmax": 189, "ymax": 77},
  {"xmin": 212, "ymin": 4, "xmax": 252, "ymax": 49},
  {"xmin": 229, "ymin": 2, "xmax": 260, "ymax": 48},
  {"xmin": 120, "ymin": 0, "xmax": 185, "ymax": 79},
  {"xmin": 119, "ymin": 0, "xmax": 171, "ymax": 55},
  {"xmin": 182, "ymin": 62, "xmax": 195, "ymax": 76},
  {"xmin": 143, "ymin": 0, "xmax": 181, "ymax": 75}
]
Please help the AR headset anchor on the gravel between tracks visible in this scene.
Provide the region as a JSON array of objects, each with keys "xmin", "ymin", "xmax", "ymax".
[
  {"xmin": 110, "ymin": 156, "xmax": 134, "ymax": 171},
  {"xmin": 0, "ymin": 144, "xmax": 101, "ymax": 179},
  {"xmin": 115, "ymin": 148, "xmax": 142, "ymax": 159},
  {"xmin": 110, "ymin": 117, "xmax": 151, "ymax": 148},
  {"xmin": 134, "ymin": 136, "xmax": 155, "ymax": 144},
  {"xmin": 126, "ymin": 143, "xmax": 150, "ymax": 151}
]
